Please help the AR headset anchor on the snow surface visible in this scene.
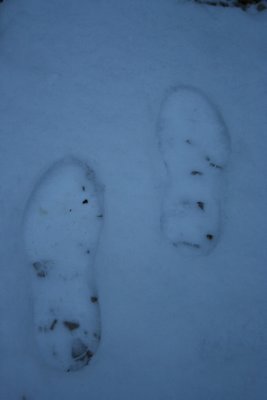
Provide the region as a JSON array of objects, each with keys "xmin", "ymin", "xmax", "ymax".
[
  {"xmin": 23, "ymin": 157, "xmax": 103, "ymax": 371},
  {"xmin": 0, "ymin": 0, "xmax": 267, "ymax": 399},
  {"xmin": 158, "ymin": 86, "xmax": 230, "ymax": 254}
]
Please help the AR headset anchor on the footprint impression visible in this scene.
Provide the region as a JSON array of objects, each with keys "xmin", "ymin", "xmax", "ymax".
[
  {"xmin": 23, "ymin": 157, "xmax": 104, "ymax": 371},
  {"xmin": 158, "ymin": 87, "xmax": 230, "ymax": 255}
]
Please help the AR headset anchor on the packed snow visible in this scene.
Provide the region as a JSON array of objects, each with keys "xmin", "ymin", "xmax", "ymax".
[
  {"xmin": 158, "ymin": 86, "xmax": 230, "ymax": 254},
  {"xmin": 23, "ymin": 158, "xmax": 103, "ymax": 371},
  {"xmin": 0, "ymin": 0, "xmax": 267, "ymax": 399}
]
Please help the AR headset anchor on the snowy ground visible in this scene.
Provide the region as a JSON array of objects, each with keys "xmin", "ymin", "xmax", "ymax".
[{"xmin": 1, "ymin": 0, "xmax": 267, "ymax": 399}]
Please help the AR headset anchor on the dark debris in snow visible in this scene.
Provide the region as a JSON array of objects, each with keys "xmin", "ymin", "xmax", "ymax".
[
  {"xmin": 194, "ymin": 0, "xmax": 267, "ymax": 12},
  {"xmin": 32, "ymin": 261, "xmax": 48, "ymax": 278},
  {"xmin": 63, "ymin": 321, "xmax": 80, "ymax": 331}
]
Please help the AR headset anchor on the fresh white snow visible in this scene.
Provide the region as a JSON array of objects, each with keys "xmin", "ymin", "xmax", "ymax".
[{"xmin": 0, "ymin": 0, "xmax": 267, "ymax": 399}]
